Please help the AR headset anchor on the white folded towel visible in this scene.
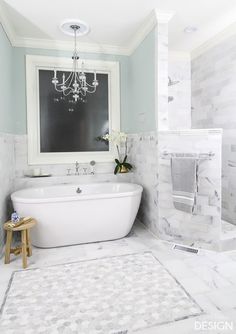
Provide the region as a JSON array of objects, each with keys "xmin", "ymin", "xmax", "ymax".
[{"xmin": 171, "ymin": 157, "xmax": 198, "ymax": 213}]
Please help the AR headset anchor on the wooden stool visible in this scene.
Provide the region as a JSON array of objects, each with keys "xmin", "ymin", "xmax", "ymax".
[{"xmin": 4, "ymin": 219, "xmax": 37, "ymax": 269}]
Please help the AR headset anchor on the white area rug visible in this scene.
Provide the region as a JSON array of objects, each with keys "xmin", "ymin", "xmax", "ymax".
[{"xmin": 0, "ymin": 252, "xmax": 202, "ymax": 334}]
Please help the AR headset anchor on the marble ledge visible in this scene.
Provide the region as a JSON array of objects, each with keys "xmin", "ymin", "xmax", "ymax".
[
  {"xmin": 17, "ymin": 172, "xmax": 134, "ymax": 179},
  {"xmin": 13, "ymin": 173, "xmax": 134, "ymax": 190}
]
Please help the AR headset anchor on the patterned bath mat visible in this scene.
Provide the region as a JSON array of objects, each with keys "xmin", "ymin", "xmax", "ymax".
[{"xmin": 0, "ymin": 252, "xmax": 203, "ymax": 334}]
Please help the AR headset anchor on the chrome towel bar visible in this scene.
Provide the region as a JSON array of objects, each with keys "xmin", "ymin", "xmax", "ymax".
[{"xmin": 160, "ymin": 151, "xmax": 215, "ymax": 160}]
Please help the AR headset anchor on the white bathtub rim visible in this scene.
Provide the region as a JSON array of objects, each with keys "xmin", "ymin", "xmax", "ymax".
[{"xmin": 11, "ymin": 182, "xmax": 143, "ymax": 204}]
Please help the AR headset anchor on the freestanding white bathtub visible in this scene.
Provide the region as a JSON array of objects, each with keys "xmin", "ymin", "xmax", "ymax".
[{"xmin": 11, "ymin": 182, "xmax": 143, "ymax": 248}]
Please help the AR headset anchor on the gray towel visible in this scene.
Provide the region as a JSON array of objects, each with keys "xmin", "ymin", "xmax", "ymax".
[{"xmin": 171, "ymin": 157, "xmax": 198, "ymax": 213}]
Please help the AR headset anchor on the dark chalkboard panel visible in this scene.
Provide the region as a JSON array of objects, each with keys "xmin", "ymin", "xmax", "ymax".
[{"xmin": 39, "ymin": 69, "xmax": 109, "ymax": 152}]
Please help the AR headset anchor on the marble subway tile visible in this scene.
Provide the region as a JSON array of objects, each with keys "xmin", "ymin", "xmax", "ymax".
[
  {"xmin": 158, "ymin": 129, "xmax": 222, "ymax": 251},
  {"xmin": 192, "ymin": 35, "xmax": 236, "ymax": 227},
  {"xmin": 127, "ymin": 132, "xmax": 159, "ymax": 236},
  {"xmin": 14, "ymin": 135, "xmax": 115, "ymax": 178},
  {"xmin": 168, "ymin": 57, "xmax": 191, "ymax": 130},
  {"xmin": 0, "ymin": 133, "xmax": 15, "ymax": 256}
]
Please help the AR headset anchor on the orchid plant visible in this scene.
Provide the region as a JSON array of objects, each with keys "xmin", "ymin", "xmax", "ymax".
[{"xmin": 102, "ymin": 131, "xmax": 133, "ymax": 174}]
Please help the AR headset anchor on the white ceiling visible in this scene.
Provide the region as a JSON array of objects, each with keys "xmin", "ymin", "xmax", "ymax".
[{"xmin": 1, "ymin": 0, "xmax": 236, "ymax": 54}]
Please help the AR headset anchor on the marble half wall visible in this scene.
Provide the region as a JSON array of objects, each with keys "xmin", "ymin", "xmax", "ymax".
[
  {"xmin": 14, "ymin": 135, "xmax": 117, "ymax": 178},
  {"xmin": 127, "ymin": 132, "xmax": 159, "ymax": 235},
  {"xmin": 158, "ymin": 129, "xmax": 222, "ymax": 251},
  {"xmin": 0, "ymin": 133, "xmax": 15, "ymax": 256}
]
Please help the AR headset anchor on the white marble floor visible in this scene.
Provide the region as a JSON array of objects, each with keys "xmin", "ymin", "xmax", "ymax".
[
  {"xmin": 1, "ymin": 222, "xmax": 236, "ymax": 333},
  {"xmin": 222, "ymin": 220, "xmax": 236, "ymax": 235}
]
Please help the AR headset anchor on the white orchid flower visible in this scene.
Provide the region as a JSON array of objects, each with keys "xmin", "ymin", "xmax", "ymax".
[{"xmin": 102, "ymin": 131, "xmax": 127, "ymax": 143}]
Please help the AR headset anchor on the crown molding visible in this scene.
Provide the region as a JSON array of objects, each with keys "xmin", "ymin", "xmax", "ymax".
[
  {"xmin": 127, "ymin": 10, "xmax": 157, "ymax": 54},
  {"xmin": 13, "ymin": 10, "xmax": 168, "ymax": 56},
  {"xmin": 0, "ymin": 5, "xmax": 174, "ymax": 57},
  {"xmin": 0, "ymin": 0, "xmax": 130, "ymax": 55},
  {"xmin": 12, "ymin": 36, "xmax": 131, "ymax": 55},
  {"xmin": 0, "ymin": 1, "xmax": 17, "ymax": 45},
  {"xmin": 191, "ymin": 21, "xmax": 236, "ymax": 60},
  {"xmin": 127, "ymin": 10, "xmax": 175, "ymax": 54}
]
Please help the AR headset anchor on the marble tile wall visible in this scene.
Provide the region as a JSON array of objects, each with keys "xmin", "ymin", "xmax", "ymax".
[
  {"xmin": 158, "ymin": 129, "xmax": 222, "ymax": 251},
  {"xmin": 11, "ymin": 134, "xmax": 133, "ymax": 192},
  {"xmin": 14, "ymin": 135, "xmax": 116, "ymax": 178},
  {"xmin": 127, "ymin": 132, "xmax": 159, "ymax": 235},
  {"xmin": 191, "ymin": 35, "xmax": 236, "ymax": 225},
  {"xmin": 0, "ymin": 133, "xmax": 15, "ymax": 256},
  {"xmin": 168, "ymin": 56, "xmax": 191, "ymax": 129}
]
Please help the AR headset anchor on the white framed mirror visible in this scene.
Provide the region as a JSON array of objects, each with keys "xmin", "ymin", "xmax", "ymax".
[{"xmin": 26, "ymin": 55, "xmax": 120, "ymax": 164}]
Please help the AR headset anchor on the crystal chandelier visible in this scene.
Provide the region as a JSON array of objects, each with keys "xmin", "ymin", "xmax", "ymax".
[{"xmin": 52, "ymin": 22, "xmax": 98, "ymax": 102}]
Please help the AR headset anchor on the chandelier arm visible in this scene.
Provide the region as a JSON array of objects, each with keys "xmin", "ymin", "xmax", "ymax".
[
  {"xmin": 76, "ymin": 72, "xmax": 82, "ymax": 83},
  {"xmin": 85, "ymin": 82, "xmax": 96, "ymax": 88},
  {"xmin": 86, "ymin": 87, "xmax": 97, "ymax": 94},
  {"xmin": 85, "ymin": 84, "xmax": 98, "ymax": 93},
  {"xmin": 54, "ymin": 86, "xmax": 71, "ymax": 93},
  {"xmin": 75, "ymin": 73, "xmax": 83, "ymax": 91},
  {"xmin": 68, "ymin": 72, "xmax": 77, "ymax": 90},
  {"xmin": 55, "ymin": 87, "xmax": 73, "ymax": 94},
  {"xmin": 53, "ymin": 86, "xmax": 64, "ymax": 93},
  {"xmin": 53, "ymin": 84, "xmax": 70, "ymax": 92},
  {"xmin": 80, "ymin": 89, "xmax": 86, "ymax": 97},
  {"xmin": 55, "ymin": 73, "xmax": 73, "ymax": 89},
  {"xmin": 62, "ymin": 89, "xmax": 74, "ymax": 96},
  {"xmin": 63, "ymin": 71, "xmax": 74, "ymax": 85}
]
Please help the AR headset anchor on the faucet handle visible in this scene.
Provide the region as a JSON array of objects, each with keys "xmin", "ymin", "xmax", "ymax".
[
  {"xmin": 66, "ymin": 168, "xmax": 71, "ymax": 176},
  {"xmin": 89, "ymin": 160, "xmax": 96, "ymax": 175}
]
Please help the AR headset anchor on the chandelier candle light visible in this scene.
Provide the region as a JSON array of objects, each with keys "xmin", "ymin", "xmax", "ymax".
[{"xmin": 52, "ymin": 21, "xmax": 98, "ymax": 102}]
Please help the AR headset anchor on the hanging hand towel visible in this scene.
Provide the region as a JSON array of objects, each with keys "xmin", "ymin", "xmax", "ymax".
[{"xmin": 171, "ymin": 157, "xmax": 198, "ymax": 213}]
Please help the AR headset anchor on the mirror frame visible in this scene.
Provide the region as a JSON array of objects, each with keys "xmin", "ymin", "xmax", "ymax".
[{"xmin": 26, "ymin": 55, "xmax": 120, "ymax": 164}]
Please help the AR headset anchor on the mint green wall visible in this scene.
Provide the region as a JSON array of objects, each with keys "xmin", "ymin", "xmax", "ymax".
[
  {"xmin": 1, "ymin": 26, "xmax": 155, "ymax": 134},
  {"xmin": 0, "ymin": 24, "xmax": 13, "ymax": 133},
  {"xmin": 127, "ymin": 29, "xmax": 156, "ymax": 132},
  {"xmin": 12, "ymin": 29, "xmax": 156, "ymax": 134},
  {"xmin": 12, "ymin": 47, "xmax": 130, "ymax": 134}
]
